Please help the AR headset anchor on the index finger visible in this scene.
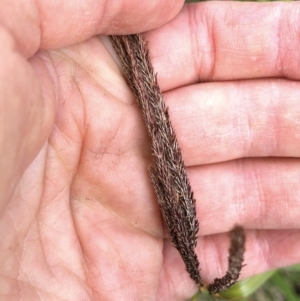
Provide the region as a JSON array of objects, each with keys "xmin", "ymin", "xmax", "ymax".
[
  {"xmin": 0, "ymin": 0, "xmax": 184, "ymax": 57},
  {"xmin": 146, "ymin": 1, "xmax": 300, "ymax": 91}
]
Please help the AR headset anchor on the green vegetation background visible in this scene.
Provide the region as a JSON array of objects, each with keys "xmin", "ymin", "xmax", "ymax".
[
  {"xmin": 186, "ymin": 0, "xmax": 291, "ymax": 2},
  {"xmin": 184, "ymin": 0, "xmax": 299, "ymax": 300}
]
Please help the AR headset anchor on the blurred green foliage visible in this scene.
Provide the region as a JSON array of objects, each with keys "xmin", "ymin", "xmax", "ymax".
[
  {"xmin": 190, "ymin": 265, "xmax": 300, "ymax": 301},
  {"xmin": 186, "ymin": 0, "xmax": 292, "ymax": 2}
]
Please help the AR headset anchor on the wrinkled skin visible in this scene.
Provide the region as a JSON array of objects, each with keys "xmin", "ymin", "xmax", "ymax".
[{"xmin": 1, "ymin": 1, "xmax": 300, "ymax": 300}]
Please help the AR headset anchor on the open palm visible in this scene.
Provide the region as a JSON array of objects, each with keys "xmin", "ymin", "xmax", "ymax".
[{"xmin": 1, "ymin": 1, "xmax": 300, "ymax": 301}]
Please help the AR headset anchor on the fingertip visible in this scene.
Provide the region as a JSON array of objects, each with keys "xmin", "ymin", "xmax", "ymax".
[{"xmin": 102, "ymin": 0, "xmax": 185, "ymax": 34}]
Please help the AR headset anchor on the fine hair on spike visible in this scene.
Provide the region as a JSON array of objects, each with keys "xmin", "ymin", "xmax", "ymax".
[
  {"xmin": 110, "ymin": 34, "xmax": 202, "ymax": 287},
  {"xmin": 109, "ymin": 34, "xmax": 246, "ymax": 293},
  {"xmin": 208, "ymin": 225, "xmax": 246, "ymax": 294}
]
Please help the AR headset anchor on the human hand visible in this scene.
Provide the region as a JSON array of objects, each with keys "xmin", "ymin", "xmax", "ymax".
[
  {"xmin": 0, "ymin": 1, "xmax": 184, "ymax": 300},
  {"xmin": 146, "ymin": 1, "xmax": 300, "ymax": 299},
  {"xmin": 1, "ymin": 1, "xmax": 300, "ymax": 301}
]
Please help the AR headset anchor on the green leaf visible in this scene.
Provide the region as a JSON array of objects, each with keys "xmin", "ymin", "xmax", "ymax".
[
  {"xmin": 220, "ymin": 270, "xmax": 276, "ymax": 299},
  {"xmin": 270, "ymin": 271, "xmax": 299, "ymax": 301}
]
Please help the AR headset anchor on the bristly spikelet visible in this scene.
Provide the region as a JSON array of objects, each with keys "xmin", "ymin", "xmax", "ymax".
[
  {"xmin": 109, "ymin": 34, "xmax": 246, "ymax": 293},
  {"xmin": 208, "ymin": 225, "xmax": 246, "ymax": 294},
  {"xmin": 110, "ymin": 34, "xmax": 202, "ymax": 287}
]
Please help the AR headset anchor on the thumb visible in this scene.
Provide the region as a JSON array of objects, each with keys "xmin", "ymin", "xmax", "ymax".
[
  {"xmin": 39, "ymin": 0, "xmax": 185, "ymax": 49},
  {"xmin": 0, "ymin": 0, "xmax": 184, "ymax": 56}
]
